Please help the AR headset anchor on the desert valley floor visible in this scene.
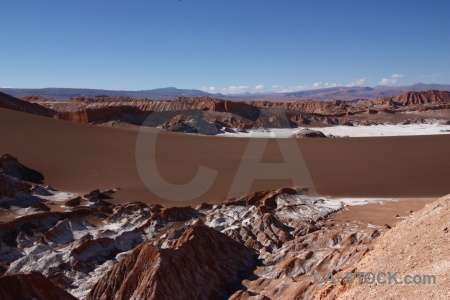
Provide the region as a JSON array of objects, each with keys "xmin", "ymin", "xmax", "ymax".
[{"xmin": 0, "ymin": 90, "xmax": 449, "ymax": 299}]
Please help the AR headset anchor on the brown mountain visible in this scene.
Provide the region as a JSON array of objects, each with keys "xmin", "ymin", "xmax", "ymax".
[
  {"xmin": 87, "ymin": 225, "xmax": 257, "ymax": 300},
  {"xmin": 1, "ymin": 83, "xmax": 449, "ymax": 101},
  {"xmin": 51, "ymin": 90, "xmax": 450, "ymax": 129},
  {"xmin": 392, "ymin": 89, "xmax": 450, "ymax": 105}
]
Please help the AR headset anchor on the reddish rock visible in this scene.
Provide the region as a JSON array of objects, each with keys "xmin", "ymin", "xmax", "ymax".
[
  {"xmin": 0, "ymin": 272, "xmax": 77, "ymax": 300},
  {"xmin": 290, "ymin": 129, "xmax": 328, "ymax": 138},
  {"xmin": 393, "ymin": 90, "xmax": 450, "ymax": 106},
  {"xmin": 18, "ymin": 90, "xmax": 449, "ymax": 129},
  {"xmin": 195, "ymin": 202, "xmax": 213, "ymax": 210},
  {"xmin": 152, "ymin": 206, "xmax": 200, "ymax": 223},
  {"xmin": 30, "ymin": 202, "xmax": 50, "ymax": 212},
  {"xmin": 65, "ymin": 196, "xmax": 82, "ymax": 207},
  {"xmin": 21, "ymin": 95, "xmax": 57, "ymax": 103},
  {"xmin": 340, "ymin": 118, "xmax": 353, "ymax": 126},
  {"xmin": 84, "ymin": 190, "xmax": 108, "ymax": 199},
  {"xmin": 246, "ymin": 188, "xmax": 297, "ymax": 207},
  {"xmin": 55, "ymin": 106, "xmax": 149, "ymax": 124},
  {"xmin": 87, "ymin": 225, "xmax": 256, "ymax": 300}
]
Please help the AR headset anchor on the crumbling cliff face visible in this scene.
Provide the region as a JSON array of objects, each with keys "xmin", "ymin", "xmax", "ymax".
[{"xmin": 54, "ymin": 106, "xmax": 149, "ymax": 125}]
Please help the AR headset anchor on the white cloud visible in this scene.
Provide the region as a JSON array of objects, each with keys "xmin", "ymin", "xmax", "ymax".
[
  {"xmin": 310, "ymin": 82, "xmax": 341, "ymax": 90},
  {"xmin": 214, "ymin": 80, "xmax": 360, "ymax": 95},
  {"xmin": 378, "ymin": 78, "xmax": 390, "ymax": 85},
  {"xmin": 310, "ymin": 82, "xmax": 341, "ymax": 89},
  {"xmin": 275, "ymin": 82, "xmax": 341, "ymax": 93},
  {"xmin": 229, "ymin": 85, "xmax": 249, "ymax": 93},
  {"xmin": 200, "ymin": 86, "xmax": 217, "ymax": 93},
  {"xmin": 378, "ymin": 74, "xmax": 404, "ymax": 85},
  {"xmin": 280, "ymin": 85, "xmax": 307, "ymax": 93},
  {"xmin": 220, "ymin": 85, "xmax": 250, "ymax": 94},
  {"xmin": 348, "ymin": 78, "xmax": 366, "ymax": 86},
  {"xmin": 312, "ymin": 82, "xmax": 322, "ymax": 88}
]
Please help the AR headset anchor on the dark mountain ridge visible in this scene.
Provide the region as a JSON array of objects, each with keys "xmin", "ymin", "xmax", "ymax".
[{"xmin": 1, "ymin": 83, "xmax": 449, "ymax": 101}]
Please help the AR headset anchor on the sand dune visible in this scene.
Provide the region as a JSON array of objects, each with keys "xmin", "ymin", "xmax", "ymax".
[{"xmin": 1, "ymin": 108, "xmax": 449, "ymax": 207}]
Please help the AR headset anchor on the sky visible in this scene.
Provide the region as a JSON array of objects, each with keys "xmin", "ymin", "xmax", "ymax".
[{"xmin": 1, "ymin": 0, "xmax": 449, "ymax": 94}]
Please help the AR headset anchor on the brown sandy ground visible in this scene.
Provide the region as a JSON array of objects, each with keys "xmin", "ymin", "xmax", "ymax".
[
  {"xmin": 329, "ymin": 198, "xmax": 437, "ymax": 227},
  {"xmin": 1, "ymin": 108, "xmax": 449, "ymax": 208}
]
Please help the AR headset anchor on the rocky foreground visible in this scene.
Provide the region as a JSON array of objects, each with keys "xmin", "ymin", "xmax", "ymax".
[
  {"xmin": 315, "ymin": 193, "xmax": 450, "ymax": 300},
  {"xmin": 0, "ymin": 154, "xmax": 448, "ymax": 299}
]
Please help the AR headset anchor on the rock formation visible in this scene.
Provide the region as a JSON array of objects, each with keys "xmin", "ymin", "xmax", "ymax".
[
  {"xmin": 290, "ymin": 129, "xmax": 328, "ymax": 138},
  {"xmin": 392, "ymin": 90, "xmax": 450, "ymax": 106},
  {"xmin": 87, "ymin": 226, "xmax": 257, "ymax": 300},
  {"xmin": 315, "ymin": 194, "xmax": 450, "ymax": 300},
  {"xmin": 0, "ymin": 154, "xmax": 44, "ymax": 184},
  {"xmin": 2, "ymin": 90, "xmax": 450, "ymax": 130},
  {"xmin": 0, "ymin": 272, "xmax": 77, "ymax": 300}
]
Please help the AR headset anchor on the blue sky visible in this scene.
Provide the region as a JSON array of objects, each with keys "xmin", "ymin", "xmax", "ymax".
[{"xmin": 1, "ymin": 0, "xmax": 449, "ymax": 93}]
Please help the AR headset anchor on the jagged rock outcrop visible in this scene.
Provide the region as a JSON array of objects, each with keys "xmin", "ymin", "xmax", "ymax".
[
  {"xmin": 162, "ymin": 112, "xmax": 224, "ymax": 135},
  {"xmin": 253, "ymin": 99, "xmax": 350, "ymax": 116},
  {"xmin": 290, "ymin": 129, "xmax": 328, "ymax": 138},
  {"xmin": 203, "ymin": 191, "xmax": 386, "ymax": 299},
  {"xmin": 1, "ymin": 166, "xmax": 390, "ymax": 300},
  {"xmin": 0, "ymin": 154, "xmax": 44, "ymax": 184},
  {"xmin": 0, "ymin": 173, "xmax": 32, "ymax": 199},
  {"xmin": 0, "ymin": 271, "xmax": 77, "ymax": 300},
  {"xmin": 0, "ymin": 155, "xmax": 42, "ymax": 202},
  {"xmin": 393, "ymin": 90, "xmax": 450, "ymax": 106},
  {"xmin": 87, "ymin": 225, "xmax": 257, "ymax": 300}
]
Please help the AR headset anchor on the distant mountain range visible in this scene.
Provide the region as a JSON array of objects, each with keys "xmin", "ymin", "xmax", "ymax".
[
  {"xmin": 0, "ymin": 87, "xmax": 212, "ymax": 101},
  {"xmin": 1, "ymin": 83, "xmax": 449, "ymax": 101}
]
